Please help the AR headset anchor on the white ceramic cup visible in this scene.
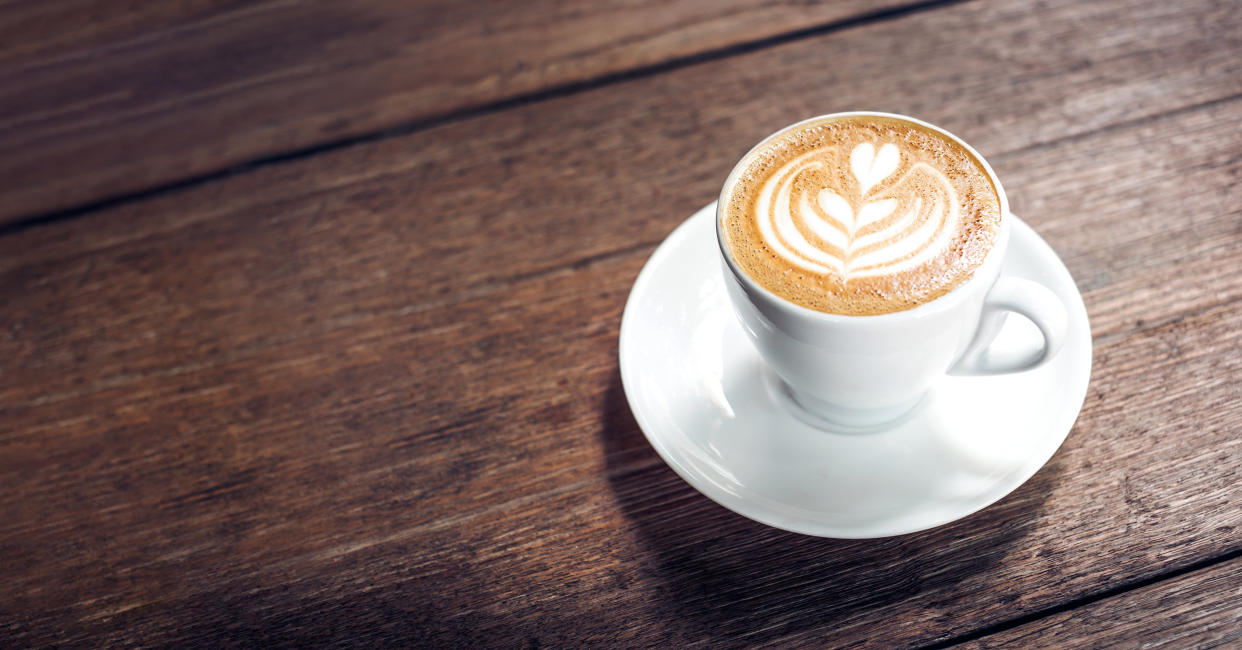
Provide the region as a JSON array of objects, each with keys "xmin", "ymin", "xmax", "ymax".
[{"xmin": 717, "ymin": 112, "xmax": 1068, "ymax": 431}]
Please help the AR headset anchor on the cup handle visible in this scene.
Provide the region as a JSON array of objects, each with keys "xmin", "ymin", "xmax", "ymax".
[{"xmin": 949, "ymin": 276, "xmax": 1069, "ymax": 376}]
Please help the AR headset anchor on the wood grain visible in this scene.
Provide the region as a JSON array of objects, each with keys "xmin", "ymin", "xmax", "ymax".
[
  {"xmin": 6, "ymin": 135, "xmax": 1241, "ymax": 643},
  {"xmin": 6, "ymin": 0, "xmax": 1238, "ymax": 302},
  {"xmin": 959, "ymin": 556, "xmax": 1242, "ymax": 648},
  {"xmin": 3, "ymin": 0, "xmax": 1242, "ymax": 645},
  {"xmin": 0, "ymin": 0, "xmax": 921, "ymax": 225}
]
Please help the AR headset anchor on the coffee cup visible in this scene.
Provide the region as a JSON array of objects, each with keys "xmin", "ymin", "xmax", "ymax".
[{"xmin": 717, "ymin": 112, "xmax": 1068, "ymax": 430}]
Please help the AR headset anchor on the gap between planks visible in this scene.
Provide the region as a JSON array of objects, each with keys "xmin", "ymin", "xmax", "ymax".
[{"xmin": 920, "ymin": 546, "xmax": 1242, "ymax": 649}]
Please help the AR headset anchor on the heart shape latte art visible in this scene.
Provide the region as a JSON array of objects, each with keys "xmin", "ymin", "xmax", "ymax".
[{"xmin": 755, "ymin": 141, "xmax": 960, "ymax": 279}]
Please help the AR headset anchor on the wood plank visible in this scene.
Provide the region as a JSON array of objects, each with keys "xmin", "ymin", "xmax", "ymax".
[
  {"xmin": 4, "ymin": 0, "xmax": 1242, "ymax": 645},
  {"xmin": 3, "ymin": 0, "xmax": 1240, "ymax": 399},
  {"xmin": 4, "ymin": 201, "xmax": 1241, "ymax": 645},
  {"xmin": 0, "ymin": 0, "xmax": 921, "ymax": 224},
  {"xmin": 4, "ymin": 0, "xmax": 1238, "ymax": 302},
  {"xmin": 958, "ymin": 557, "xmax": 1242, "ymax": 648},
  {"xmin": 2, "ymin": 96, "xmax": 1241, "ymax": 646},
  {"xmin": 6, "ymin": 90, "xmax": 1242, "ymax": 438}
]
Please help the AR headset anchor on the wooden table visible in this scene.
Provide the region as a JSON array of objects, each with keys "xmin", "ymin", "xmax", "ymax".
[{"xmin": 3, "ymin": 0, "xmax": 1240, "ymax": 646}]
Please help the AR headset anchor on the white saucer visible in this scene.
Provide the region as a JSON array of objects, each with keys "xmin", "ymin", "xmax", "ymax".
[{"xmin": 619, "ymin": 203, "xmax": 1091, "ymax": 538}]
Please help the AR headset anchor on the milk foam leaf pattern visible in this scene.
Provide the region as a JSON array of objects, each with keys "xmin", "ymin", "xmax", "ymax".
[{"xmin": 757, "ymin": 141, "xmax": 959, "ymax": 279}]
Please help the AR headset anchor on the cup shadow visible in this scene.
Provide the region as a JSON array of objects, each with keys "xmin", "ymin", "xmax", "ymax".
[{"xmin": 600, "ymin": 371, "xmax": 1064, "ymax": 645}]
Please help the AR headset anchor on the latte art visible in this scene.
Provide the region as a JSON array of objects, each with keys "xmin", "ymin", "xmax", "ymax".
[
  {"xmin": 722, "ymin": 115, "xmax": 1002, "ymax": 315},
  {"xmin": 758, "ymin": 142, "xmax": 959, "ymax": 279}
]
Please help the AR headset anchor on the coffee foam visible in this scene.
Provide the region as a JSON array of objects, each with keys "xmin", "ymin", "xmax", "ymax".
[{"xmin": 722, "ymin": 116, "xmax": 1001, "ymax": 315}]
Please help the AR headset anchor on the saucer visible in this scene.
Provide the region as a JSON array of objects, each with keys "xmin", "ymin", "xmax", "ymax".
[{"xmin": 618, "ymin": 203, "xmax": 1091, "ymax": 538}]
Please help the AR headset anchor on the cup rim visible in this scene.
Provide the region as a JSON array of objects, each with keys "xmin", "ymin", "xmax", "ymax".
[{"xmin": 715, "ymin": 111, "xmax": 1011, "ymax": 322}]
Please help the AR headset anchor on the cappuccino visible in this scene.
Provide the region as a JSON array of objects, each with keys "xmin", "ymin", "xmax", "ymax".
[{"xmin": 721, "ymin": 115, "xmax": 1001, "ymax": 315}]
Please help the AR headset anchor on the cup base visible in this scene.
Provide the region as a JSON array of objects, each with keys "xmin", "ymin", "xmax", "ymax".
[{"xmin": 776, "ymin": 382, "xmax": 928, "ymax": 434}]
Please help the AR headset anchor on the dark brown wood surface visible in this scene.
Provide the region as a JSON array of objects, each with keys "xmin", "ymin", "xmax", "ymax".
[
  {"xmin": 3, "ymin": 0, "xmax": 1241, "ymax": 646},
  {"xmin": 0, "ymin": 0, "xmax": 921, "ymax": 225},
  {"xmin": 959, "ymin": 556, "xmax": 1242, "ymax": 648}
]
